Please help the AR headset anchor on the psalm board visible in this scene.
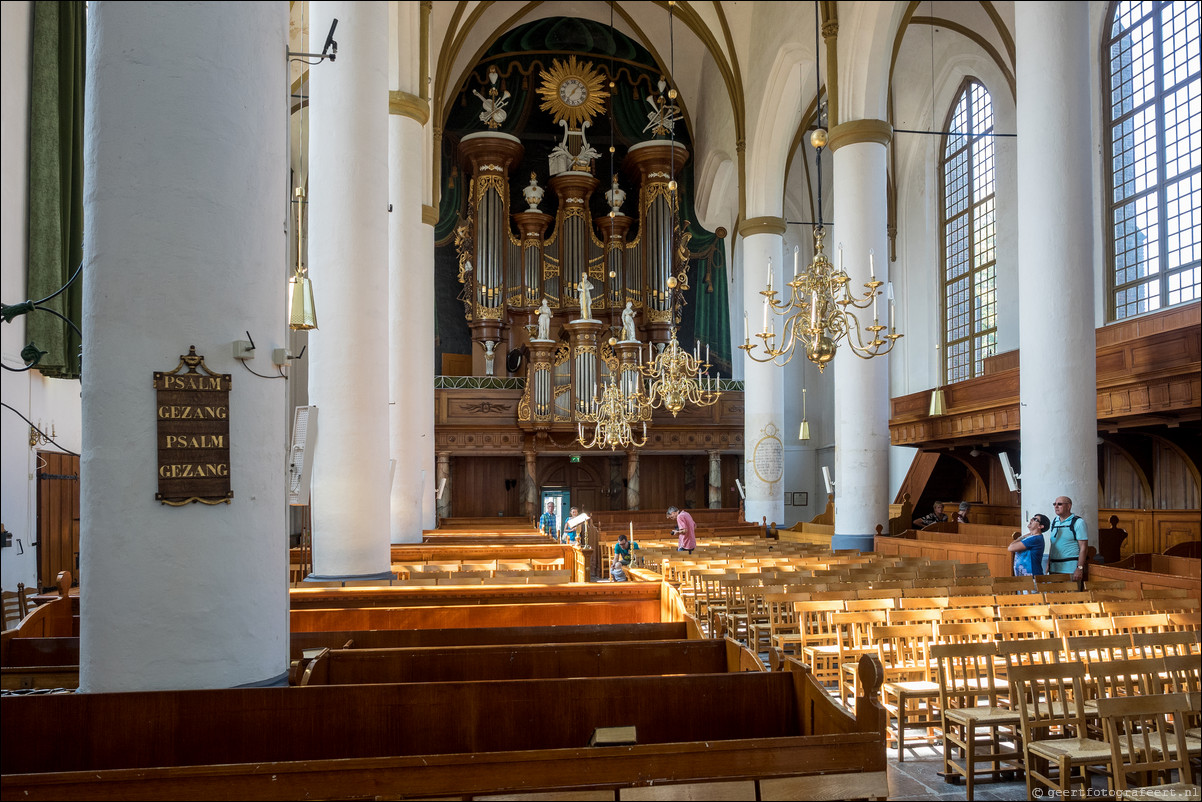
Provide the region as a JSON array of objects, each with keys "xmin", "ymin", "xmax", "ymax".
[{"xmin": 153, "ymin": 346, "xmax": 233, "ymax": 505}]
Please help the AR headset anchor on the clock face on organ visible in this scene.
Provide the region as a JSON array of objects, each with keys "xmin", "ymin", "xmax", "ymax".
[{"xmin": 558, "ymin": 78, "xmax": 587, "ymax": 107}]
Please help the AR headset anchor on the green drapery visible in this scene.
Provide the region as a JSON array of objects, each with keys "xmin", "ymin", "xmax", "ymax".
[{"xmin": 26, "ymin": 0, "xmax": 85, "ymax": 379}]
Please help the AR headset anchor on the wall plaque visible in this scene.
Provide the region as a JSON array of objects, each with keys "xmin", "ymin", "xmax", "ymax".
[{"xmin": 153, "ymin": 346, "xmax": 233, "ymax": 505}]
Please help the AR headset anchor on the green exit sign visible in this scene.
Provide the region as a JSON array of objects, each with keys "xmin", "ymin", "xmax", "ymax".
[{"xmin": 570, "ymin": 455, "xmax": 581, "ymax": 463}]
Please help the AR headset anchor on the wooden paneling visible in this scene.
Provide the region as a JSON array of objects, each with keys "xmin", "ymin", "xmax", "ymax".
[
  {"xmin": 441, "ymin": 354, "xmax": 473, "ymax": 376},
  {"xmin": 1101, "ymin": 508, "xmax": 1202, "ymax": 559},
  {"xmin": 451, "ymin": 456, "xmax": 523, "ymax": 517},
  {"xmin": 1153, "ymin": 439, "xmax": 1200, "ymax": 509},
  {"xmin": 1103, "ymin": 444, "xmax": 1150, "ymax": 509},
  {"xmin": 36, "ymin": 452, "xmax": 80, "ymax": 592},
  {"xmin": 636, "ymin": 455, "xmax": 688, "ymax": 512},
  {"xmin": 435, "ymin": 390, "xmax": 744, "ymax": 457},
  {"xmin": 891, "ymin": 302, "xmax": 1201, "ymax": 446}
]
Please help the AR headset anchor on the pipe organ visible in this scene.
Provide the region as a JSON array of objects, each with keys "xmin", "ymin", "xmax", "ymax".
[{"xmin": 457, "ymin": 126, "xmax": 689, "ymax": 439}]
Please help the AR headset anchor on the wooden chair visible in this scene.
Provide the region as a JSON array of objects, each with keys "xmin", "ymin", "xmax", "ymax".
[
  {"xmin": 874, "ymin": 622, "xmax": 942, "ymax": 762},
  {"xmin": 1168, "ymin": 611, "xmax": 1202, "ymax": 632},
  {"xmin": 932, "ymin": 641, "xmax": 1022, "ymax": 800},
  {"xmin": 1111, "ymin": 613, "xmax": 1172, "ymax": 636},
  {"xmin": 1096, "ymin": 692, "xmax": 1198, "ymax": 800},
  {"xmin": 945, "ymin": 594, "xmax": 996, "ymax": 609},
  {"xmin": 1157, "ymin": 654, "xmax": 1202, "ymax": 696},
  {"xmin": 998, "ymin": 603, "xmax": 1051, "ymax": 622},
  {"xmin": 2, "ymin": 584, "xmax": 26, "ymax": 630},
  {"xmin": 1102, "ymin": 600, "xmax": 1158, "ymax": 615},
  {"xmin": 1093, "ymin": 588, "xmax": 1144, "ymax": 601},
  {"xmin": 1149, "ymin": 597, "xmax": 1202, "ymax": 614},
  {"xmin": 1141, "ymin": 587, "xmax": 1191, "ymax": 600},
  {"xmin": 1008, "ymin": 661, "xmax": 1114, "ymax": 799},
  {"xmin": 888, "ymin": 607, "xmax": 943, "ymax": 626},
  {"xmin": 940, "ymin": 606, "xmax": 997, "ymax": 625},
  {"xmin": 764, "ymin": 592, "xmax": 808, "ymax": 668},
  {"xmin": 785, "ymin": 600, "xmax": 847, "ymax": 686},
  {"xmin": 1065, "ymin": 633, "xmax": 1135, "ymax": 664},
  {"xmin": 938, "ymin": 620, "xmax": 1001, "ymax": 646},
  {"xmin": 996, "ymin": 618, "xmax": 1057, "ymax": 641},
  {"xmin": 992, "ymin": 576, "xmax": 1037, "ymax": 595},
  {"xmin": 1044, "ymin": 591, "xmax": 1095, "ymax": 604},
  {"xmin": 1131, "ymin": 630, "xmax": 1201, "ymax": 659},
  {"xmin": 835, "ymin": 610, "xmax": 890, "ymax": 707},
  {"xmin": 897, "ymin": 595, "xmax": 950, "ymax": 610},
  {"xmin": 994, "ymin": 592, "xmax": 1045, "ymax": 608},
  {"xmin": 1055, "ymin": 615, "xmax": 1115, "ymax": 640}
]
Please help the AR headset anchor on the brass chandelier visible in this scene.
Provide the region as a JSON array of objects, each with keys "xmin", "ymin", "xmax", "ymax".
[
  {"xmin": 640, "ymin": 327, "xmax": 721, "ymax": 416},
  {"xmin": 740, "ymin": 1, "xmax": 900, "ymax": 371},
  {"xmin": 741, "ymin": 217, "xmax": 900, "ymax": 371},
  {"xmin": 577, "ymin": 379, "xmax": 648, "ymax": 450}
]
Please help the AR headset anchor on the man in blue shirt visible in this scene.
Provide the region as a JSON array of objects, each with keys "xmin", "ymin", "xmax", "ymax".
[
  {"xmin": 538, "ymin": 501, "xmax": 557, "ymax": 540},
  {"xmin": 1046, "ymin": 496, "xmax": 1090, "ymax": 581}
]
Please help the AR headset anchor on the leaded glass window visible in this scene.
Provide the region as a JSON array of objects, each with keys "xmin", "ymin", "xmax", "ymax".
[
  {"xmin": 1105, "ymin": 1, "xmax": 1201, "ymax": 319},
  {"xmin": 940, "ymin": 79, "xmax": 997, "ymax": 383}
]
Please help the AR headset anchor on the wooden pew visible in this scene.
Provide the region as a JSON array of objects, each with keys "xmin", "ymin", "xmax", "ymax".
[
  {"xmin": 289, "ymin": 581, "xmax": 669, "ymax": 633},
  {"xmin": 1, "ymin": 658, "xmax": 888, "ymax": 801},
  {"xmin": 290, "ymin": 621, "xmax": 689, "ymax": 659},
  {"xmin": 293, "ymin": 637, "xmax": 763, "ymax": 686},
  {"xmin": 874, "ymin": 523, "xmax": 1018, "ymax": 577}
]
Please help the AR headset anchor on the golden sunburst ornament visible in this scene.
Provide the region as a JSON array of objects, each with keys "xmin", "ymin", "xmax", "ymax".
[{"xmin": 536, "ymin": 56, "xmax": 609, "ymax": 129}]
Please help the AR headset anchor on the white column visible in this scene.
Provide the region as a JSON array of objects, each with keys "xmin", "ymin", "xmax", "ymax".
[
  {"xmin": 80, "ymin": 2, "xmax": 289, "ymax": 691},
  {"xmin": 1016, "ymin": 2, "xmax": 1098, "ymax": 542},
  {"xmin": 387, "ymin": 0, "xmax": 433, "ymax": 544},
  {"xmin": 829, "ymin": 121, "xmax": 892, "ymax": 551},
  {"xmin": 740, "ymin": 223, "xmax": 786, "ymax": 527},
  {"xmin": 307, "ymin": 0, "xmax": 392, "ymax": 579}
]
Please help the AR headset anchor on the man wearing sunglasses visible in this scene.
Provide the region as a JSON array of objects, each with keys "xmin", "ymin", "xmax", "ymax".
[{"xmin": 1046, "ymin": 496, "xmax": 1089, "ymax": 582}]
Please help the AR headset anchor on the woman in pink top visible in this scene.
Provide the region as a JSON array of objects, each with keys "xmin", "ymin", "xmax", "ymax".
[{"xmin": 667, "ymin": 506, "xmax": 695, "ymax": 553}]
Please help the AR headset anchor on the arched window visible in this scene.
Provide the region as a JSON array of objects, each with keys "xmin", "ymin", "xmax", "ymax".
[
  {"xmin": 940, "ymin": 79, "xmax": 996, "ymax": 383},
  {"xmin": 1105, "ymin": 1, "xmax": 1200, "ymax": 320}
]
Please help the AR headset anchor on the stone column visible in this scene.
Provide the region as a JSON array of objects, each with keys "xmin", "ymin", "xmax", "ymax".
[
  {"xmin": 388, "ymin": 1, "xmax": 433, "ymax": 544},
  {"xmin": 740, "ymin": 218, "xmax": 786, "ymax": 527},
  {"xmin": 1015, "ymin": 2, "xmax": 1098, "ymax": 541},
  {"xmin": 436, "ymin": 451, "xmax": 451, "ymax": 520},
  {"xmin": 829, "ymin": 120, "xmax": 893, "ymax": 552},
  {"xmin": 80, "ymin": 2, "xmax": 289, "ymax": 691},
  {"xmin": 307, "ymin": 0, "xmax": 392, "ymax": 580},
  {"xmin": 707, "ymin": 449, "xmax": 722, "ymax": 508},
  {"xmin": 523, "ymin": 448, "xmax": 537, "ymax": 520},
  {"xmin": 625, "ymin": 450, "xmax": 640, "ymax": 511}
]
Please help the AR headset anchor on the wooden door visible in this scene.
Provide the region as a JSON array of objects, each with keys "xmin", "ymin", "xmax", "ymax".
[{"xmin": 36, "ymin": 451, "xmax": 81, "ymax": 590}]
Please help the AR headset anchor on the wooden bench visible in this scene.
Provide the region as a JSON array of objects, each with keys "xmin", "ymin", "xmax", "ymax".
[
  {"xmin": 1, "ymin": 657, "xmax": 888, "ymax": 801},
  {"xmin": 292, "ymin": 637, "xmax": 764, "ymax": 686}
]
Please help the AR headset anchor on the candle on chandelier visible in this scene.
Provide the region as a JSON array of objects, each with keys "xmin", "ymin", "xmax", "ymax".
[
  {"xmin": 793, "ymin": 246, "xmax": 800, "ymax": 277},
  {"xmin": 762, "ymin": 297, "xmax": 769, "ymax": 331},
  {"xmin": 705, "ymin": 344, "xmax": 709, "ymax": 364},
  {"xmin": 869, "ymin": 249, "xmax": 876, "ymax": 280},
  {"xmin": 838, "ymin": 243, "xmax": 844, "ymax": 271},
  {"xmin": 887, "ymin": 282, "xmax": 895, "ymax": 331},
  {"xmin": 744, "ymin": 312, "xmax": 749, "ymax": 342},
  {"xmin": 765, "ymin": 257, "xmax": 773, "ymax": 291}
]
